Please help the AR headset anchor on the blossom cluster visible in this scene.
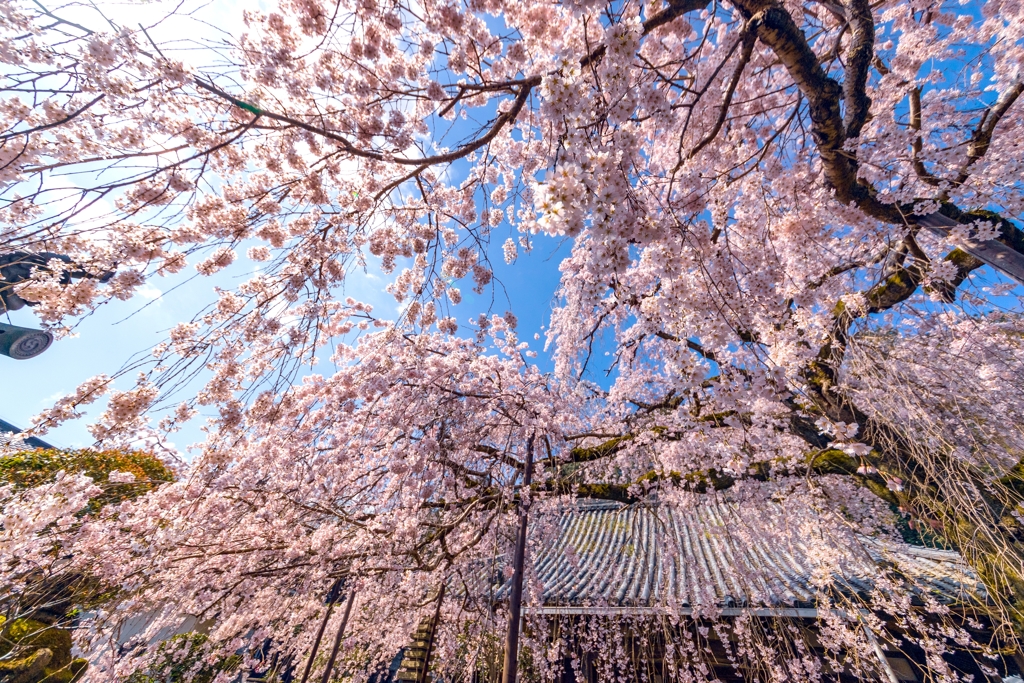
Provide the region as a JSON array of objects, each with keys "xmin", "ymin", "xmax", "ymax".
[{"xmin": 2, "ymin": 0, "xmax": 1023, "ymax": 678}]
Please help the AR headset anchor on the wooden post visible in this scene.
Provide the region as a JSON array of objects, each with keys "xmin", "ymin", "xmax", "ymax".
[
  {"xmin": 319, "ymin": 589, "xmax": 356, "ymax": 683},
  {"xmin": 298, "ymin": 579, "xmax": 342, "ymax": 683},
  {"xmin": 858, "ymin": 610, "xmax": 899, "ymax": 683},
  {"xmin": 416, "ymin": 584, "xmax": 447, "ymax": 683},
  {"xmin": 501, "ymin": 434, "xmax": 535, "ymax": 683}
]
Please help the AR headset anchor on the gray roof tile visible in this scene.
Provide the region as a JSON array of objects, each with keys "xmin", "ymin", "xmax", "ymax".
[{"xmin": 489, "ymin": 500, "xmax": 984, "ymax": 609}]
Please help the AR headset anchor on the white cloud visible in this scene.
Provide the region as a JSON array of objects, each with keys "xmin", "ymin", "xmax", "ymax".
[{"xmin": 137, "ymin": 283, "xmax": 163, "ymax": 300}]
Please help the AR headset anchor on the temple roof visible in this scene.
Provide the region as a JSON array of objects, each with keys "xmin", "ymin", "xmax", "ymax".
[
  {"xmin": 0, "ymin": 417, "xmax": 54, "ymax": 450},
  {"xmin": 488, "ymin": 500, "xmax": 984, "ymax": 612}
]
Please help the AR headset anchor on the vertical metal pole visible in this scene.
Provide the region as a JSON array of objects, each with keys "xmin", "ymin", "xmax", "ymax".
[
  {"xmin": 859, "ymin": 610, "xmax": 900, "ymax": 683},
  {"xmin": 319, "ymin": 590, "xmax": 356, "ymax": 683},
  {"xmin": 298, "ymin": 579, "xmax": 342, "ymax": 683},
  {"xmin": 501, "ymin": 434, "xmax": 535, "ymax": 683}
]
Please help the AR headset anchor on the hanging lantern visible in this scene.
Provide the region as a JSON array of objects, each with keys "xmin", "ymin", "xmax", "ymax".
[{"xmin": 0, "ymin": 322, "xmax": 53, "ymax": 360}]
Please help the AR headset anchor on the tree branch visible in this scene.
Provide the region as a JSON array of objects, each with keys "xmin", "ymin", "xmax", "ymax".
[
  {"xmin": 688, "ymin": 28, "xmax": 757, "ymax": 159},
  {"xmin": 909, "ymin": 87, "xmax": 941, "ymax": 187},
  {"xmin": 192, "ymin": 0, "xmax": 712, "ymax": 170},
  {"xmin": 730, "ymin": 0, "xmax": 1024, "ymax": 283},
  {"xmin": 842, "ymin": 0, "xmax": 874, "ymax": 139},
  {"xmin": 952, "ymin": 80, "xmax": 1024, "ymax": 189},
  {"xmin": 0, "ymin": 94, "xmax": 105, "ymax": 142},
  {"xmin": 655, "ymin": 330, "xmax": 718, "ymax": 362},
  {"xmin": 194, "ymin": 76, "xmax": 535, "ymax": 167}
]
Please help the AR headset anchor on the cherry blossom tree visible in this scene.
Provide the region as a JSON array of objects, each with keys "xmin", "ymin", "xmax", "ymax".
[
  {"xmin": 3, "ymin": 0, "xmax": 1024, "ymax": 678},
  {"xmin": 0, "ymin": 446, "xmax": 175, "ymax": 682}
]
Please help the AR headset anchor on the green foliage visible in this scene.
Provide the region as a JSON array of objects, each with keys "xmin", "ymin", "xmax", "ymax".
[
  {"xmin": 892, "ymin": 506, "xmax": 952, "ymax": 549},
  {"xmin": 0, "ymin": 618, "xmax": 87, "ymax": 683},
  {"xmin": 0, "ymin": 647, "xmax": 52, "ymax": 683},
  {"xmin": 2, "ymin": 619, "xmax": 72, "ymax": 665},
  {"xmin": 0, "ymin": 450, "xmax": 175, "ymax": 681},
  {"xmin": 999, "ymin": 457, "xmax": 1024, "ymax": 500},
  {"xmin": 125, "ymin": 633, "xmax": 242, "ymax": 683},
  {"xmin": 0, "ymin": 448, "xmax": 175, "ymax": 515}
]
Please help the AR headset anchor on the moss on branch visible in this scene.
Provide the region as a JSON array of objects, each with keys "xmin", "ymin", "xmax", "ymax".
[{"xmin": 568, "ymin": 434, "xmax": 633, "ymax": 463}]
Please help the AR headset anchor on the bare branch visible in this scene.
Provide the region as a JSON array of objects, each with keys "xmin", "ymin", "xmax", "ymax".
[
  {"xmin": 952, "ymin": 80, "xmax": 1024, "ymax": 189},
  {"xmin": 0, "ymin": 94, "xmax": 104, "ymax": 142},
  {"xmin": 687, "ymin": 29, "xmax": 757, "ymax": 159}
]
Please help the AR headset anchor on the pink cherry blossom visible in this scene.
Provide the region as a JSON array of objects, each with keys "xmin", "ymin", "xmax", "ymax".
[{"xmin": 3, "ymin": 0, "xmax": 1024, "ymax": 678}]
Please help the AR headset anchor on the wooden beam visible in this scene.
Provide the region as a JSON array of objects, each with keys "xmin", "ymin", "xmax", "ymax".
[{"xmin": 917, "ymin": 212, "xmax": 1024, "ymax": 285}]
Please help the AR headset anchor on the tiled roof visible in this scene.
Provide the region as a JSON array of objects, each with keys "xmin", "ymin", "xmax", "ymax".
[
  {"xmin": 488, "ymin": 500, "xmax": 984, "ymax": 611},
  {"xmin": 0, "ymin": 417, "xmax": 53, "ymax": 450}
]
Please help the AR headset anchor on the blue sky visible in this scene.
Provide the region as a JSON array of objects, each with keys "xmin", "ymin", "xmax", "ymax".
[
  {"xmin": 5, "ymin": 0, "xmax": 1017, "ymax": 456},
  {"xmin": 0, "ymin": 0, "xmax": 577, "ymax": 454},
  {"xmin": 0, "ymin": 232, "xmax": 571, "ymax": 453}
]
